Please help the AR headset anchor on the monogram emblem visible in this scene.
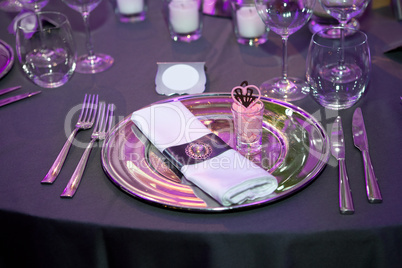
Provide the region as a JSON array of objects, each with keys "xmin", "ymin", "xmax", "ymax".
[{"xmin": 185, "ymin": 142, "xmax": 212, "ymax": 160}]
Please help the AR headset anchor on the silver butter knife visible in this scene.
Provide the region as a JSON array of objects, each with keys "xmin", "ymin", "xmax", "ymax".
[
  {"xmin": 0, "ymin": 91, "xmax": 41, "ymax": 107},
  {"xmin": 352, "ymin": 107, "xmax": 382, "ymax": 203},
  {"xmin": 0, "ymin": 86, "xmax": 21, "ymax": 96},
  {"xmin": 331, "ymin": 116, "xmax": 354, "ymax": 214}
]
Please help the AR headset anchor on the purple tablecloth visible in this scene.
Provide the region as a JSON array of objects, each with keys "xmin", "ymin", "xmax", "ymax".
[{"xmin": 1, "ymin": 1, "xmax": 402, "ymax": 267}]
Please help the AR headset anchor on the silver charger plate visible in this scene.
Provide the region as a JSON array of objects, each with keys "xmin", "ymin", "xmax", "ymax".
[
  {"xmin": 0, "ymin": 39, "xmax": 14, "ymax": 79},
  {"xmin": 101, "ymin": 93, "xmax": 330, "ymax": 212}
]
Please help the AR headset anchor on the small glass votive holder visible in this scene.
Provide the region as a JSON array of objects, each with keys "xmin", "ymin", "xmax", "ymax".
[
  {"xmin": 230, "ymin": 0, "xmax": 269, "ymax": 46},
  {"xmin": 164, "ymin": 0, "xmax": 203, "ymax": 42},
  {"xmin": 115, "ymin": 0, "xmax": 147, "ymax": 22},
  {"xmin": 231, "ymin": 100, "xmax": 264, "ymax": 156}
]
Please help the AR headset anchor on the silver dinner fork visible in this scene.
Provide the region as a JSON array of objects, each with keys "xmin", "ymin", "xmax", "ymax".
[
  {"xmin": 61, "ymin": 102, "xmax": 114, "ymax": 198},
  {"xmin": 42, "ymin": 94, "xmax": 98, "ymax": 184}
]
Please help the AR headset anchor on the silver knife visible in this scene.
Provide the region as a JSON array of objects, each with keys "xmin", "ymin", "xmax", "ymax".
[
  {"xmin": 352, "ymin": 107, "xmax": 382, "ymax": 203},
  {"xmin": 0, "ymin": 91, "xmax": 42, "ymax": 107},
  {"xmin": 331, "ymin": 116, "xmax": 354, "ymax": 214},
  {"xmin": 0, "ymin": 86, "xmax": 21, "ymax": 96}
]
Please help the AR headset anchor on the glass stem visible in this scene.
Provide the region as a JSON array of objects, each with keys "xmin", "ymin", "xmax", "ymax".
[
  {"xmin": 338, "ymin": 22, "xmax": 346, "ymax": 70},
  {"xmin": 281, "ymin": 36, "xmax": 289, "ymax": 81},
  {"xmin": 82, "ymin": 12, "xmax": 95, "ymax": 59},
  {"xmin": 34, "ymin": 7, "xmax": 46, "ymax": 50}
]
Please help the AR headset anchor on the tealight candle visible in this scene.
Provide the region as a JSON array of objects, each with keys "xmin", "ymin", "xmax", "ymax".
[
  {"xmin": 117, "ymin": 0, "xmax": 144, "ymax": 14},
  {"xmin": 236, "ymin": 6, "xmax": 266, "ymax": 38},
  {"xmin": 168, "ymin": 0, "xmax": 199, "ymax": 34}
]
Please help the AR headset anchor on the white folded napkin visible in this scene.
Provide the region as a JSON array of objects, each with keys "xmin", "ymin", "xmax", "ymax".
[
  {"xmin": 8, "ymin": 11, "xmax": 36, "ymax": 35},
  {"xmin": 131, "ymin": 101, "xmax": 278, "ymax": 206}
]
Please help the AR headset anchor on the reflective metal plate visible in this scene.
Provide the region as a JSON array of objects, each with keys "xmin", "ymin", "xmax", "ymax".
[
  {"xmin": 101, "ymin": 93, "xmax": 330, "ymax": 212},
  {"xmin": 0, "ymin": 40, "xmax": 14, "ymax": 79}
]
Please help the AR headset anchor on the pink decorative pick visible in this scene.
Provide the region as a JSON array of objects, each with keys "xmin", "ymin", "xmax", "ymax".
[{"xmin": 231, "ymin": 81, "xmax": 261, "ymax": 109}]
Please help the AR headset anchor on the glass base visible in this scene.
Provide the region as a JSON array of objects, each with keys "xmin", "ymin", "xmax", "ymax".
[
  {"xmin": 76, "ymin": 53, "xmax": 114, "ymax": 74},
  {"xmin": 259, "ymin": 77, "xmax": 310, "ymax": 101},
  {"xmin": 32, "ymin": 72, "xmax": 73, "ymax": 88},
  {"xmin": 312, "ymin": 91, "xmax": 363, "ymax": 110},
  {"xmin": 23, "ymin": 48, "xmax": 75, "ymax": 88},
  {"xmin": 236, "ymin": 35, "xmax": 268, "ymax": 47},
  {"xmin": 309, "ymin": 18, "xmax": 359, "ymax": 38},
  {"xmin": 236, "ymin": 139, "xmax": 262, "ymax": 156},
  {"xmin": 170, "ymin": 29, "xmax": 202, "ymax": 43},
  {"xmin": 117, "ymin": 10, "xmax": 146, "ymax": 23}
]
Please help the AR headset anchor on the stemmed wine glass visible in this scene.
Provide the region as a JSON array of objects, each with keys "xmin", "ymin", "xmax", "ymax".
[
  {"xmin": 318, "ymin": 0, "xmax": 369, "ymax": 83},
  {"xmin": 309, "ymin": 2, "xmax": 359, "ymax": 38},
  {"xmin": 254, "ymin": 0, "xmax": 316, "ymax": 101},
  {"xmin": 61, "ymin": 0, "xmax": 114, "ymax": 74}
]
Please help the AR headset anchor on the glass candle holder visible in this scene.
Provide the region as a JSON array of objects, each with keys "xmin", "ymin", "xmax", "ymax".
[
  {"xmin": 115, "ymin": 0, "xmax": 147, "ymax": 23},
  {"xmin": 230, "ymin": 0, "xmax": 269, "ymax": 46},
  {"xmin": 164, "ymin": 0, "xmax": 203, "ymax": 42}
]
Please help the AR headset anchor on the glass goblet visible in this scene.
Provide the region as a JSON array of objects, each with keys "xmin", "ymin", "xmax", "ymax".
[
  {"xmin": 319, "ymin": 0, "xmax": 369, "ymax": 27},
  {"xmin": 62, "ymin": 0, "xmax": 114, "ymax": 74},
  {"xmin": 306, "ymin": 27, "xmax": 370, "ymax": 110},
  {"xmin": 318, "ymin": 0, "xmax": 369, "ymax": 82},
  {"xmin": 16, "ymin": 11, "xmax": 77, "ymax": 88},
  {"xmin": 254, "ymin": 0, "xmax": 316, "ymax": 101},
  {"xmin": 309, "ymin": 2, "xmax": 359, "ymax": 38}
]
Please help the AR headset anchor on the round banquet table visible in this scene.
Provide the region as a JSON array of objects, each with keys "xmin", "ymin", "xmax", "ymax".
[{"xmin": 1, "ymin": 1, "xmax": 402, "ymax": 267}]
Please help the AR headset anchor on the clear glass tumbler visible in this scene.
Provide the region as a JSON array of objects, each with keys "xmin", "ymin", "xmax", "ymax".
[
  {"xmin": 16, "ymin": 11, "xmax": 76, "ymax": 88},
  {"xmin": 306, "ymin": 27, "xmax": 371, "ymax": 110}
]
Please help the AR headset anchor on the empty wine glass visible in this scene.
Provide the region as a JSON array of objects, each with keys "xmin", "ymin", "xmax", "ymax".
[
  {"xmin": 319, "ymin": 0, "xmax": 369, "ymax": 27},
  {"xmin": 61, "ymin": 0, "xmax": 114, "ymax": 74},
  {"xmin": 309, "ymin": 2, "xmax": 359, "ymax": 38},
  {"xmin": 318, "ymin": 0, "xmax": 369, "ymax": 82},
  {"xmin": 255, "ymin": 0, "xmax": 316, "ymax": 101},
  {"xmin": 306, "ymin": 27, "xmax": 370, "ymax": 109}
]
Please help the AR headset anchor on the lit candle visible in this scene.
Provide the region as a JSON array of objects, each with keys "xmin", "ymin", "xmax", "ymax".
[
  {"xmin": 236, "ymin": 6, "xmax": 266, "ymax": 38},
  {"xmin": 169, "ymin": 0, "xmax": 199, "ymax": 34},
  {"xmin": 117, "ymin": 0, "xmax": 144, "ymax": 15}
]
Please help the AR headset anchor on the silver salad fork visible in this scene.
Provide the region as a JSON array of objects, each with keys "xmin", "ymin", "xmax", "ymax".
[
  {"xmin": 42, "ymin": 94, "xmax": 98, "ymax": 184},
  {"xmin": 61, "ymin": 102, "xmax": 114, "ymax": 198}
]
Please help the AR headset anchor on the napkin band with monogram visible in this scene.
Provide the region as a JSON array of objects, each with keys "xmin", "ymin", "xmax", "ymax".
[{"xmin": 163, "ymin": 133, "xmax": 232, "ymax": 170}]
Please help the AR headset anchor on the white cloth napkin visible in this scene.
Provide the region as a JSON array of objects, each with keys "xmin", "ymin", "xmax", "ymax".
[
  {"xmin": 8, "ymin": 11, "xmax": 36, "ymax": 35},
  {"xmin": 131, "ymin": 101, "xmax": 278, "ymax": 206}
]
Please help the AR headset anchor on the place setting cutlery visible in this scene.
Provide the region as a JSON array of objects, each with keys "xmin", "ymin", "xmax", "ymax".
[
  {"xmin": 330, "ymin": 116, "xmax": 355, "ymax": 215},
  {"xmin": 0, "ymin": 85, "xmax": 21, "ymax": 96},
  {"xmin": 42, "ymin": 94, "xmax": 99, "ymax": 184},
  {"xmin": 330, "ymin": 108, "xmax": 383, "ymax": 214},
  {"xmin": 61, "ymin": 102, "xmax": 114, "ymax": 198},
  {"xmin": 41, "ymin": 93, "xmax": 115, "ymax": 198},
  {"xmin": 0, "ymin": 85, "xmax": 41, "ymax": 107},
  {"xmin": 352, "ymin": 107, "xmax": 382, "ymax": 203}
]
